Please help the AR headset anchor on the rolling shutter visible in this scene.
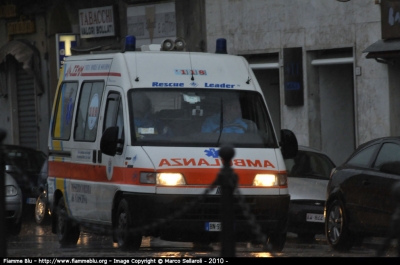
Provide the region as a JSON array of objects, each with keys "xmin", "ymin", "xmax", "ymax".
[{"xmin": 16, "ymin": 64, "xmax": 38, "ymax": 149}]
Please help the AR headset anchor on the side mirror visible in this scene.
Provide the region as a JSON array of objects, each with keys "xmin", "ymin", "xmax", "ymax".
[
  {"xmin": 380, "ymin": 161, "xmax": 400, "ymax": 175},
  {"xmin": 100, "ymin": 126, "xmax": 119, "ymax": 156},
  {"xmin": 280, "ymin": 129, "xmax": 298, "ymax": 159}
]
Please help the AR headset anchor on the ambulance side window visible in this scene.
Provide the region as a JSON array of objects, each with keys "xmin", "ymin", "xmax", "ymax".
[
  {"xmin": 104, "ymin": 92, "xmax": 124, "ymax": 154},
  {"xmin": 52, "ymin": 82, "xmax": 78, "ymax": 140},
  {"xmin": 74, "ymin": 81, "xmax": 104, "ymax": 142}
]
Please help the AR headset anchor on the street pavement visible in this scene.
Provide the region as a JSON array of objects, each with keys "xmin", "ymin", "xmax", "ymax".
[{"xmin": 4, "ymin": 219, "xmax": 399, "ymax": 258}]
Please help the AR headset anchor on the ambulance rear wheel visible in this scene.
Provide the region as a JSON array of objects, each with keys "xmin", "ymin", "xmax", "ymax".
[
  {"xmin": 56, "ymin": 197, "xmax": 80, "ymax": 247},
  {"xmin": 116, "ymin": 199, "xmax": 142, "ymax": 250}
]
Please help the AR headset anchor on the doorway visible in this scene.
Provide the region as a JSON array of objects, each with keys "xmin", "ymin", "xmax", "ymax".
[{"xmin": 308, "ymin": 48, "xmax": 355, "ymax": 165}]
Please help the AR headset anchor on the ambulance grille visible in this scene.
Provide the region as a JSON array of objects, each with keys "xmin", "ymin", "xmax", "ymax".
[{"xmin": 167, "ymin": 196, "xmax": 272, "ymax": 221}]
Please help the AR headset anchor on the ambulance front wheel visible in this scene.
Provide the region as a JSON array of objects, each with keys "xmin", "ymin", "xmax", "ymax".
[
  {"xmin": 56, "ymin": 197, "xmax": 80, "ymax": 247},
  {"xmin": 116, "ymin": 198, "xmax": 142, "ymax": 250}
]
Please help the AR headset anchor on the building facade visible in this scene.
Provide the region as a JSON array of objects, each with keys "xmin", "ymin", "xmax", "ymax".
[
  {"xmin": 0, "ymin": 0, "xmax": 398, "ymax": 165},
  {"xmin": 206, "ymin": 0, "xmax": 400, "ymax": 165}
]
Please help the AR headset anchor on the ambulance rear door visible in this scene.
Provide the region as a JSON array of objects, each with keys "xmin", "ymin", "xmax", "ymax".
[
  {"xmin": 66, "ymin": 59, "xmax": 111, "ymax": 222},
  {"xmin": 68, "ymin": 80, "xmax": 105, "ymax": 221}
]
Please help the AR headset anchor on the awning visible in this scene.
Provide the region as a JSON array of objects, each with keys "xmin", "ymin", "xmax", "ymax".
[
  {"xmin": 0, "ymin": 39, "xmax": 44, "ymax": 97},
  {"xmin": 311, "ymin": 57, "xmax": 353, "ymax": 65},
  {"xmin": 250, "ymin": 63, "xmax": 279, "ymax": 69},
  {"xmin": 363, "ymin": 39, "xmax": 400, "ymax": 63}
]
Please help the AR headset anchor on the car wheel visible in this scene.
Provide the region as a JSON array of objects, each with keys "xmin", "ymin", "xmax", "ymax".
[
  {"xmin": 35, "ymin": 192, "xmax": 49, "ymax": 225},
  {"xmin": 297, "ymin": 233, "xmax": 315, "ymax": 243},
  {"xmin": 268, "ymin": 232, "xmax": 287, "ymax": 252},
  {"xmin": 116, "ymin": 199, "xmax": 142, "ymax": 250},
  {"xmin": 325, "ymin": 199, "xmax": 355, "ymax": 251},
  {"xmin": 56, "ymin": 197, "xmax": 80, "ymax": 247}
]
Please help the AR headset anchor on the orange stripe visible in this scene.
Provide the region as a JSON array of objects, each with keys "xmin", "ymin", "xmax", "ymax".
[{"xmin": 49, "ymin": 161, "xmax": 286, "ymax": 185}]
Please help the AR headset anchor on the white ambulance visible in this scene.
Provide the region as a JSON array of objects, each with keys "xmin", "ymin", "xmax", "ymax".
[{"xmin": 47, "ymin": 36, "xmax": 298, "ymax": 251}]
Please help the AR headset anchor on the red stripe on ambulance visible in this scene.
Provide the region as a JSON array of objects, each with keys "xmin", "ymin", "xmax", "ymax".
[{"xmin": 159, "ymin": 158, "xmax": 275, "ymax": 168}]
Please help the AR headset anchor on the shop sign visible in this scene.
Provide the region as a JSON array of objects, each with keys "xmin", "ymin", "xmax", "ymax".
[
  {"xmin": 7, "ymin": 19, "xmax": 35, "ymax": 35},
  {"xmin": 79, "ymin": 6, "xmax": 115, "ymax": 38},
  {"xmin": 127, "ymin": 2, "xmax": 176, "ymax": 45},
  {"xmin": 56, "ymin": 34, "xmax": 78, "ymax": 77},
  {"xmin": 381, "ymin": 0, "xmax": 400, "ymax": 39},
  {"xmin": 283, "ymin": 47, "xmax": 304, "ymax": 106}
]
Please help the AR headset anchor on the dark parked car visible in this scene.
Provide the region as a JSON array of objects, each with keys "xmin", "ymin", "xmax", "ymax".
[
  {"xmin": 2, "ymin": 145, "xmax": 46, "ymax": 216},
  {"xmin": 325, "ymin": 137, "xmax": 400, "ymax": 251},
  {"xmin": 285, "ymin": 146, "xmax": 335, "ymax": 241}
]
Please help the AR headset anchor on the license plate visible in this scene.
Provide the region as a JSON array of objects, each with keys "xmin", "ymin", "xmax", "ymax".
[
  {"xmin": 205, "ymin": 222, "xmax": 221, "ymax": 232},
  {"xmin": 26, "ymin": 198, "xmax": 36, "ymax": 205},
  {"xmin": 306, "ymin": 213, "xmax": 325, "ymax": 223}
]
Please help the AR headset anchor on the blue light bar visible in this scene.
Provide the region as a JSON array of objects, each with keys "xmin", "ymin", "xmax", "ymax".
[
  {"xmin": 215, "ymin": 38, "xmax": 227, "ymax": 54},
  {"xmin": 125, "ymin": 35, "xmax": 136, "ymax": 51}
]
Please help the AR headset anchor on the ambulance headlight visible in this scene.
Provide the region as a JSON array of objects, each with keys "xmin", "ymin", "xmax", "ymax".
[
  {"xmin": 253, "ymin": 174, "xmax": 287, "ymax": 186},
  {"xmin": 157, "ymin": 173, "xmax": 186, "ymax": 186}
]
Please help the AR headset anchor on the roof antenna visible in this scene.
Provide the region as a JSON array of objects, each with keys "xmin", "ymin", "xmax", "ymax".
[
  {"xmin": 246, "ymin": 62, "xmax": 251, "ymax": 84},
  {"xmin": 134, "ymin": 51, "xmax": 139, "ymax": 82},
  {"xmin": 189, "ymin": 52, "xmax": 194, "ymax": 81}
]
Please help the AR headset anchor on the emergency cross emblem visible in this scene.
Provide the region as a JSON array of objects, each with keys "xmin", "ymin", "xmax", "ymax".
[{"xmin": 205, "ymin": 148, "xmax": 219, "ymax": 158}]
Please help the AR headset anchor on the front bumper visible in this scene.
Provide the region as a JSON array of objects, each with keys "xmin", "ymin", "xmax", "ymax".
[
  {"xmin": 288, "ymin": 200, "xmax": 325, "ymax": 235},
  {"xmin": 123, "ymin": 193, "xmax": 290, "ymax": 242}
]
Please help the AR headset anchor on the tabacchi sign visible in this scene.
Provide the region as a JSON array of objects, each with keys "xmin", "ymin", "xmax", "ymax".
[{"xmin": 79, "ymin": 6, "xmax": 115, "ymax": 39}]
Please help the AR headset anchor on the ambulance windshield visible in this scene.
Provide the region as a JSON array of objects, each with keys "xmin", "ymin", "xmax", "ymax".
[{"xmin": 128, "ymin": 89, "xmax": 278, "ymax": 148}]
